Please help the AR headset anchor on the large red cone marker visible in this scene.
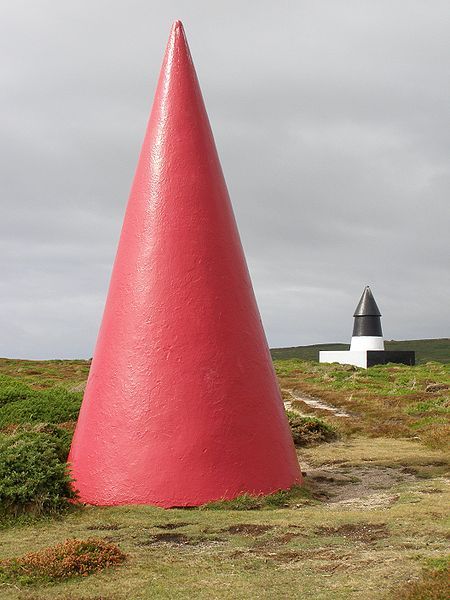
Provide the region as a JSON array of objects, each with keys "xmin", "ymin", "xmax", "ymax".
[{"xmin": 69, "ymin": 21, "xmax": 302, "ymax": 507}]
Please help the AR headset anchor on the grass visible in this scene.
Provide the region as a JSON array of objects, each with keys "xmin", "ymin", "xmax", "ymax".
[
  {"xmin": 0, "ymin": 437, "xmax": 448, "ymax": 599},
  {"xmin": 276, "ymin": 359, "xmax": 449, "ymax": 449},
  {"xmin": 199, "ymin": 485, "xmax": 313, "ymax": 510},
  {"xmin": 0, "ymin": 359, "xmax": 90, "ymax": 390},
  {"xmin": 0, "ymin": 356, "xmax": 448, "ymax": 598},
  {"xmin": 271, "ymin": 338, "xmax": 450, "ymax": 364},
  {"xmin": 392, "ymin": 556, "xmax": 449, "ymax": 600}
]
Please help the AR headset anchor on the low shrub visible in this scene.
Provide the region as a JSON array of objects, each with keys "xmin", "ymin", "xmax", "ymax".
[
  {"xmin": 20, "ymin": 423, "xmax": 73, "ymax": 461},
  {"xmin": 286, "ymin": 410, "xmax": 338, "ymax": 446},
  {"xmin": 0, "ymin": 375, "xmax": 33, "ymax": 407},
  {"xmin": 0, "ymin": 386, "xmax": 81, "ymax": 428},
  {"xmin": 0, "ymin": 431, "xmax": 76, "ymax": 517},
  {"xmin": 0, "ymin": 538, "xmax": 126, "ymax": 583}
]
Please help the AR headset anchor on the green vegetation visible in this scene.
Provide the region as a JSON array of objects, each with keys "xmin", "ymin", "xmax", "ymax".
[
  {"xmin": 0, "ymin": 358, "xmax": 90, "ymax": 390},
  {"xmin": 390, "ymin": 555, "xmax": 449, "ymax": 600},
  {"xmin": 0, "ymin": 373, "xmax": 76, "ymax": 520},
  {"xmin": 276, "ymin": 359, "xmax": 450, "ymax": 449},
  {"xmin": 0, "ymin": 430, "xmax": 76, "ymax": 518},
  {"xmin": 0, "ymin": 355, "xmax": 448, "ymax": 598},
  {"xmin": 0, "ymin": 437, "xmax": 447, "ymax": 599},
  {"xmin": 286, "ymin": 410, "xmax": 338, "ymax": 446},
  {"xmin": 0, "ymin": 374, "xmax": 81, "ymax": 428},
  {"xmin": 272, "ymin": 342, "xmax": 349, "ymax": 362},
  {"xmin": 0, "ymin": 375, "xmax": 35, "ymax": 406},
  {"xmin": 200, "ymin": 485, "xmax": 312, "ymax": 510},
  {"xmin": 271, "ymin": 337, "xmax": 450, "ymax": 364}
]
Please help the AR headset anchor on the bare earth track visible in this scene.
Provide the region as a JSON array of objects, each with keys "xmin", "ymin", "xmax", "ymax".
[{"xmin": 283, "ymin": 389, "xmax": 351, "ymax": 418}]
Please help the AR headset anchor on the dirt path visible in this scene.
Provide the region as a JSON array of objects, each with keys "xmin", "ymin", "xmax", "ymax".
[
  {"xmin": 300, "ymin": 437, "xmax": 450, "ymax": 511},
  {"xmin": 283, "ymin": 389, "xmax": 351, "ymax": 418},
  {"xmin": 302, "ymin": 460, "xmax": 413, "ymax": 509}
]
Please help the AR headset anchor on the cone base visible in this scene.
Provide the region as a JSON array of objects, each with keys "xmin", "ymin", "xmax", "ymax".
[
  {"xmin": 69, "ymin": 438, "xmax": 302, "ymax": 508},
  {"xmin": 74, "ymin": 480, "xmax": 302, "ymax": 508}
]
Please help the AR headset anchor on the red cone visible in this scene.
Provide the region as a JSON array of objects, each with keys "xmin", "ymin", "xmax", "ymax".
[{"xmin": 68, "ymin": 21, "xmax": 301, "ymax": 507}]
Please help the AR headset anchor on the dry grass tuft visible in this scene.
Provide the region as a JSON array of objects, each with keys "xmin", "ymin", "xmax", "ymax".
[
  {"xmin": 0, "ymin": 538, "xmax": 126, "ymax": 583},
  {"xmin": 389, "ymin": 558, "xmax": 449, "ymax": 599}
]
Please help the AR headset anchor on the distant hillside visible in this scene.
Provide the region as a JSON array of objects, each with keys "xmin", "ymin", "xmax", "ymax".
[{"xmin": 270, "ymin": 338, "xmax": 450, "ymax": 364}]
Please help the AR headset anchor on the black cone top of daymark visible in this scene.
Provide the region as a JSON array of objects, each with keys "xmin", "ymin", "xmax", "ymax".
[
  {"xmin": 352, "ymin": 286, "xmax": 383, "ymax": 337},
  {"xmin": 353, "ymin": 286, "xmax": 382, "ymax": 317}
]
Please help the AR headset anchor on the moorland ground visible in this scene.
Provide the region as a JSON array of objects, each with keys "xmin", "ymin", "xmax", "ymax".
[
  {"xmin": 271, "ymin": 337, "xmax": 450, "ymax": 364},
  {"xmin": 0, "ymin": 347, "xmax": 448, "ymax": 600}
]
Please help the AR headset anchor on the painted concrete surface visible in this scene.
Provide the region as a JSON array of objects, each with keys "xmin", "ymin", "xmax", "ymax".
[
  {"xmin": 68, "ymin": 21, "xmax": 301, "ymax": 507},
  {"xmin": 350, "ymin": 336, "xmax": 384, "ymax": 351},
  {"xmin": 319, "ymin": 350, "xmax": 368, "ymax": 369}
]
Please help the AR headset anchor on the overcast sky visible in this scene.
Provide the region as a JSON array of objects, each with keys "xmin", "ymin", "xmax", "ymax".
[{"xmin": 1, "ymin": 0, "xmax": 449, "ymax": 359}]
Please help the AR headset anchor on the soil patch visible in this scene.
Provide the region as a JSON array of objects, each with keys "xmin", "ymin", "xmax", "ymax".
[
  {"xmin": 272, "ymin": 532, "xmax": 303, "ymax": 543},
  {"xmin": 143, "ymin": 533, "xmax": 195, "ymax": 545},
  {"xmin": 303, "ymin": 464, "xmax": 416, "ymax": 508},
  {"xmin": 86, "ymin": 523, "xmax": 122, "ymax": 531},
  {"xmin": 234, "ymin": 546, "xmax": 354, "ymax": 565},
  {"xmin": 223, "ymin": 524, "xmax": 273, "ymax": 536},
  {"xmin": 139, "ymin": 532, "xmax": 224, "ymax": 546},
  {"xmin": 269, "ymin": 550, "xmax": 305, "ymax": 563},
  {"xmin": 316, "ymin": 523, "xmax": 389, "ymax": 543},
  {"xmin": 425, "ymin": 383, "xmax": 449, "ymax": 393},
  {"xmin": 154, "ymin": 522, "xmax": 191, "ymax": 530}
]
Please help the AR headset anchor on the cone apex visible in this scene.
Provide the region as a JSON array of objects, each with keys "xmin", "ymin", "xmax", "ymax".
[
  {"xmin": 353, "ymin": 286, "xmax": 382, "ymax": 317},
  {"xmin": 170, "ymin": 20, "xmax": 185, "ymax": 37},
  {"xmin": 161, "ymin": 19, "xmax": 195, "ymax": 85}
]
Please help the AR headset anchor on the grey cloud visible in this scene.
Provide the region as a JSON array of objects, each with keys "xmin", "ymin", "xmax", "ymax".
[{"xmin": 1, "ymin": 0, "xmax": 449, "ymax": 358}]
